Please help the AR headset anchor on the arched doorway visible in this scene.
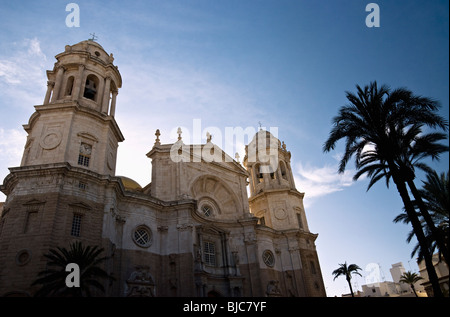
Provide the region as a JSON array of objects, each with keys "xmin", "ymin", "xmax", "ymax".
[{"xmin": 207, "ymin": 290, "xmax": 221, "ymax": 297}]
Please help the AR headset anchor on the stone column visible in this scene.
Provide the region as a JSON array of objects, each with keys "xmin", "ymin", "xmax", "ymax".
[
  {"xmin": 71, "ymin": 64, "xmax": 85, "ymax": 101},
  {"xmin": 96, "ymin": 75, "xmax": 105, "ymax": 106},
  {"xmin": 50, "ymin": 66, "xmax": 65, "ymax": 102},
  {"xmin": 287, "ymin": 161, "xmax": 295, "ymax": 188},
  {"xmin": 249, "ymin": 165, "xmax": 256, "ymax": 196},
  {"xmin": 286, "ymin": 244, "xmax": 304, "ymax": 296},
  {"xmin": 101, "ymin": 76, "xmax": 111, "ymax": 114},
  {"xmin": 110, "ymin": 90, "xmax": 118, "ymax": 116},
  {"xmin": 243, "ymin": 232, "xmax": 258, "ymax": 296},
  {"xmin": 43, "ymin": 81, "xmax": 54, "ymax": 104}
]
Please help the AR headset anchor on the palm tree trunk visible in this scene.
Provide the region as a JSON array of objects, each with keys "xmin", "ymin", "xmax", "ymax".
[
  {"xmin": 411, "ymin": 284, "xmax": 418, "ymax": 297},
  {"xmin": 407, "ymin": 179, "xmax": 450, "ymax": 266},
  {"xmin": 346, "ymin": 277, "xmax": 354, "ymax": 297},
  {"xmin": 389, "ymin": 165, "xmax": 443, "ymax": 297}
]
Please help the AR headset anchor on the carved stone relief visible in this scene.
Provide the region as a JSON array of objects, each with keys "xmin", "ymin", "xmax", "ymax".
[{"xmin": 125, "ymin": 265, "xmax": 156, "ymax": 297}]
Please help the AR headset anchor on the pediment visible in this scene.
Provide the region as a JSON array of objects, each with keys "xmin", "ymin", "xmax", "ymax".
[
  {"xmin": 171, "ymin": 143, "xmax": 248, "ymax": 176},
  {"xmin": 77, "ymin": 131, "xmax": 98, "ymax": 143},
  {"xmin": 23, "ymin": 199, "xmax": 46, "ymax": 206},
  {"xmin": 200, "ymin": 144, "xmax": 248, "ymax": 175},
  {"xmin": 211, "ymin": 160, "xmax": 248, "ymax": 175},
  {"xmin": 68, "ymin": 201, "xmax": 92, "ymax": 210},
  {"xmin": 197, "ymin": 223, "xmax": 229, "ymax": 235}
]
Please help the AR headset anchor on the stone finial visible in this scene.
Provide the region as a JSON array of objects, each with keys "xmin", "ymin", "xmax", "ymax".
[
  {"xmin": 154, "ymin": 129, "xmax": 161, "ymax": 146},
  {"xmin": 206, "ymin": 132, "xmax": 212, "ymax": 143},
  {"xmin": 177, "ymin": 127, "xmax": 182, "ymax": 141},
  {"xmin": 235, "ymin": 152, "xmax": 240, "ymax": 163}
]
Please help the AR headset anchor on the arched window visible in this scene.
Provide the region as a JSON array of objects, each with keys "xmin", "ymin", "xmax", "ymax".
[
  {"xmin": 83, "ymin": 74, "xmax": 99, "ymax": 101},
  {"xmin": 280, "ymin": 161, "xmax": 288, "ymax": 180},
  {"xmin": 297, "ymin": 213, "xmax": 303, "ymax": 229},
  {"xmin": 259, "ymin": 216, "xmax": 266, "ymax": 226},
  {"xmin": 254, "ymin": 164, "xmax": 263, "ymax": 183},
  {"xmin": 310, "ymin": 260, "xmax": 317, "ymax": 274},
  {"xmin": 65, "ymin": 76, "xmax": 74, "ymax": 96},
  {"xmin": 78, "ymin": 143, "xmax": 92, "ymax": 167}
]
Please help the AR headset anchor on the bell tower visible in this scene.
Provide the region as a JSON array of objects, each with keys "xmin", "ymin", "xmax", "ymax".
[
  {"xmin": 244, "ymin": 129, "xmax": 309, "ymax": 231},
  {"xmin": 21, "ymin": 39, "xmax": 124, "ymax": 175},
  {"xmin": 0, "ymin": 40, "xmax": 125, "ymax": 296},
  {"xmin": 244, "ymin": 129, "xmax": 326, "ymax": 297}
]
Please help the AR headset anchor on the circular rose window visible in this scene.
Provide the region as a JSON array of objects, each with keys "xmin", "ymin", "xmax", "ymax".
[
  {"xmin": 198, "ymin": 200, "xmax": 218, "ymax": 218},
  {"xmin": 262, "ymin": 250, "xmax": 275, "ymax": 267},
  {"xmin": 201, "ymin": 205, "xmax": 212, "ymax": 217},
  {"xmin": 16, "ymin": 249, "xmax": 32, "ymax": 266},
  {"xmin": 132, "ymin": 225, "xmax": 152, "ymax": 248}
]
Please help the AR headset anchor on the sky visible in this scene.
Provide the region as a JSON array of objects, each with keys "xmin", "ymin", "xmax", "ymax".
[{"xmin": 0, "ymin": 0, "xmax": 448, "ymax": 297}]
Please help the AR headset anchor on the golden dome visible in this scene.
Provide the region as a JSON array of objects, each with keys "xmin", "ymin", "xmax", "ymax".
[{"xmin": 118, "ymin": 176, "xmax": 142, "ymax": 191}]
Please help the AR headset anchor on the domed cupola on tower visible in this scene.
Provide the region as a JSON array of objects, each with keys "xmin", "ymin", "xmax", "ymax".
[
  {"xmin": 244, "ymin": 129, "xmax": 296, "ymax": 197},
  {"xmin": 243, "ymin": 129, "xmax": 309, "ymax": 231},
  {"xmin": 44, "ymin": 39, "xmax": 122, "ymax": 115},
  {"xmin": 20, "ymin": 39, "xmax": 124, "ymax": 176}
]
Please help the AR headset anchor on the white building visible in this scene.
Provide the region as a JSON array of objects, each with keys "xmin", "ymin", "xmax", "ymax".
[{"xmin": 359, "ymin": 262, "xmax": 425, "ymax": 297}]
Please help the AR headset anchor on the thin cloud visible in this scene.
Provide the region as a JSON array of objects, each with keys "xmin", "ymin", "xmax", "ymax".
[
  {"xmin": 293, "ymin": 160, "xmax": 359, "ymax": 208},
  {"xmin": 117, "ymin": 61, "xmax": 259, "ymax": 123},
  {"xmin": 0, "ymin": 38, "xmax": 47, "ymax": 108},
  {"xmin": 0, "ymin": 128, "xmax": 26, "ymax": 200},
  {"xmin": 0, "ymin": 128, "xmax": 25, "ymax": 165}
]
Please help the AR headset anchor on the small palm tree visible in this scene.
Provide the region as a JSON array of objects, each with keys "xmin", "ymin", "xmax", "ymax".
[
  {"xmin": 32, "ymin": 241, "xmax": 114, "ymax": 297},
  {"xmin": 332, "ymin": 262, "xmax": 362, "ymax": 297},
  {"xmin": 399, "ymin": 271, "xmax": 423, "ymax": 297}
]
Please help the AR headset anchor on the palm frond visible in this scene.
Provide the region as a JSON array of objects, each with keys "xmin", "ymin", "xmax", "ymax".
[{"xmin": 31, "ymin": 241, "xmax": 113, "ymax": 297}]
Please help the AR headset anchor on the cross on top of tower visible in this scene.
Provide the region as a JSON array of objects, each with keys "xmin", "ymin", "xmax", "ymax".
[{"xmin": 89, "ymin": 33, "xmax": 98, "ymax": 42}]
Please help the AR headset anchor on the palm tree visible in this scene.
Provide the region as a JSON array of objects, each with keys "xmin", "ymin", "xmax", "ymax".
[
  {"xmin": 32, "ymin": 241, "xmax": 114, "ymax": 297},
  {"xmin": 332, "ymin": 262, "xmax": 362, "ymax": 297},
  {"xmin": 399, "ymin": 271, "xmax": 423, "ymax": 297},
  {"xmin": 323, "ymin": 81, "xmax": 448, "ymax": 296},
  {"xmin": 419, "ymin": 170, "xmax": 449, "ymax": 216},
  {"xmin": 392, "ymin": 127, "xmax": 449, "ymax": 267},
  {"xmin": 394, "ymin": 170, "xmax": 449, "ymax": 265},
  {"xmin": 393, "ymin": 209, "xmax": 428, "ymax": 262},
  {"xmin": 419, "ymin": 170, "xmax": 449, "ymax": 264}
]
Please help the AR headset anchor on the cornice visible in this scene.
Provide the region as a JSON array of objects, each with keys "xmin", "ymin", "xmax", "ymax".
[{"xmin": 248, "ymin": 188, "xmax": 305, "ymax": 203}]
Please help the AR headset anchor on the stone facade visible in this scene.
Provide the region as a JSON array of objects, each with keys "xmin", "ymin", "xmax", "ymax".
[{"xmin": 0, "ymin": 40, "xmax": 326, "ymax": 297}]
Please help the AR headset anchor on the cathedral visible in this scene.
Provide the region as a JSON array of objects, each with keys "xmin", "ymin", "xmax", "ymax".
[{"xmin": 0, "ymin": 40, "xmax": 325, "ymax": 297}]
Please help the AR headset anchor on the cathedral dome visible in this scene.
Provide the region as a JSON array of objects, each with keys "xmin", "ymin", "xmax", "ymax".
[
  {"xmin": 118, "ymin": 176, "xmax": 142, "ymax": 191},
  {"xmin": 71, "ymin": 39, "xmax": 107, "ymax": 53},
  {"xmin": 249, "ymin": 129, "xmax": 281, "ymax": 150}
]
